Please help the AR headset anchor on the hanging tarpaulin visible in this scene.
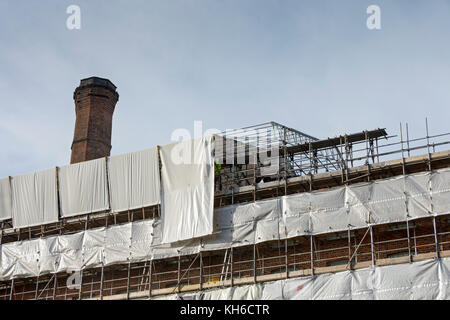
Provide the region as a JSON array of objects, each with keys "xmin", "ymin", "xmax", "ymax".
[
  {"xmin": 0, "ymin": 177, "xmax": 12, "ymax": 221},
  {"xmin": 10, "ymin": 168, "xmax": 59, "ymax": 229},
  {"xmin": 58, "ymin": 158, "xmax": 109, "ymax": 218},
  {"xmin": 160, "ymin": 136, "xmax": 215, "ymax": 243},
  {"xmin": 108, "ymin": 147, "xmax": 161, "ymax": 213}
]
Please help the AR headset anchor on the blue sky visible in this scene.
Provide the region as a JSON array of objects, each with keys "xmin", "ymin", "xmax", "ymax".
[{"xmin": 1, "ymin": 0, "xmax": 450, "ymax": 177}]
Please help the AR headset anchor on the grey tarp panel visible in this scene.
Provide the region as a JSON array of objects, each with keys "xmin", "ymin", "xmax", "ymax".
[
  {"xmin": 108, "ymin": 147, "xmax": 161, "ymax": 212},
  {"xmin": 431, "ymin": 168, "xmax": 450, "ymax": 215},
  {"xmin": 11, "ymin": 168, "xmax": 59, "ymax": 229},
  {"xmin": 58, "ymin": 158, "xmax": 109, "ymax": 218}
]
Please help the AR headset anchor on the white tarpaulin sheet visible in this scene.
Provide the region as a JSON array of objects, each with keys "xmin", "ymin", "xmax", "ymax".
[
  {"xmin": 10, "ymin": 169, "xmax": 59, "ymax": 229},
  {"xmin": 0, "ymin": 219, "xmax": 155, "ymax": 280},
  {"xmin": 431, "ymin": 168, "xmax": 450, "ymax": 215},
  {"xmin": 58, "ymin": 158, "xmax": 109, "ymax": 218},
  {"xmin": 160, "ymin": 136, "xmax": 215, "ymax": 243},
  {"xmin": 0, "ymin": 177, "xmax": 12, "ymax": 221},
  {"xmin": 108, "ymin": 147, "xmax": 161, "ymax": 212}
]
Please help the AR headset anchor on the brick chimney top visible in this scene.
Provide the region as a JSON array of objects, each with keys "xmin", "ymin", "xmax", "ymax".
[
  {"xmin": 74, "ymin": 76, "xmax": 118, "ymax": 97},
  {"xmin": 70, "ymin": 76, "xmax": 119, "ymax": 164}
]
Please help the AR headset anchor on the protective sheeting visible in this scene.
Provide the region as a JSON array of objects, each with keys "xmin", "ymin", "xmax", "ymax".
[
  {"xmin": 6, "ymin": 144, "xmax": 450, "ymax": 234},
  {"xmin": 431, "ymin": 168, "xmax": 450, "ymax": 215},
  {"xmin": 1, "ymin": 239, "xmax": 40, "ymax": 279},
  {"xmin": 10, "ymin": 169, "xmax": 59, "ymax": 229},
  {"xmin": 282, "ymin": 169, "xmax": 450, "ymax": 236},
  {"xmin": 0, "ymin": 219, "xmax": 154, "ymax": 280},
  {"xmin": 160, "ymin": 136, "xmax": 215, "ymax": 243},
  {"xmin": 156, "ymin": 257, "xmax": 450, "ymax": 300},
  {"xmin": 202, "ymin": 198, "xmax": 281, "ymax": 252},
  {"xmin": 108, "ymin": 147, "xmax": 161, "ymax": 212},
  {"xmin": 2, "ymin": 168, "xmax": 450, "ymax": 280},
  {"xmin": 0, "ymin": 177, "xmax": 12, "ymax": 221},
  {"xmin": 58, "ymin": 158, "xmax": 109, "ymax": 218}
]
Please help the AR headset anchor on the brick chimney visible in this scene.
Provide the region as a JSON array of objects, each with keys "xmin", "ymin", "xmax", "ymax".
[{"xmin": 70, "ymin": 77, "xmax": 119, "ymax": 164}]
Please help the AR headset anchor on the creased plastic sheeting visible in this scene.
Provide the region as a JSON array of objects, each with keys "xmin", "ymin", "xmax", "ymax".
[
  {"xmin": 82, "ymin": 228, "xmax": 106, "ymax": 269},
  {"xmin": 0, "ymin": 177, "xmax": 12, "ymax": 221},
  {"xmin": 202, "ymin": 198, "xmax": 281, "ymax": 252},
  {"xmin": 59, "ymin": 158, "xmax": 109, "ymax": 218},
  {"xmin": 104, "ymin": 224, "xmax": 131, "ymax": 266},
  {"xmin": 405, "ymin": 172, "xmax": 431, "ymax": 218},
  {"xmin": 56, "ymin": 233, "xmax": 84, "ymax": 273},
  {"xmin": 282, "ymin": 276, "xmax": 315, "ymax": 300},
  {"xmin": 345, "ymin": 177, "xmax": 407, "ymax": 227},
  {"xmin": 130, "ymin": 220, "xmax": 154, "ymax": 262},
  {"xmin": 311, "ymin": 188, "xmax": 361, "ymax": 235},
  {"xmin": 281, "ymin": 171, "xmax": 443, "ymax": 237},
  {"xmin": 160, "ymin": 136, "xmax": 215, "ymax": 244},
  {"xmin": 11, "ymin": 169, "xmax": 59, "ymax": 229},
  {"xmin": 0, "ymin": 220, "xmax": 155, "ymax": 280},
  {"xmin": 431, "ymin": 168, "xmax": 450, "ymax": 216},
  {"xmin": 155, "ymin": 257, "xmax": 450, "ymax": 300},
  {"xmin": 231, "ymin": 284, "xmax": 262, "ymax": 300},
  {"xmin": 439, "ymin": 258, "xmax": 450, "ymax": 299},
  {"xmin": 350, "ymin": 268, "xmax": 374, "ymax": 300},
  {"xmin": 373, "ymin": 258, "xmax": 440, "ymax": 300},
  {"xmin": 39, "ymin": 236, "xmax": 59, "ymax": 275},
  {"xmin": 1, "ymin": 239, "xmax": 40, "ymax": 279},
  {"xmin": 108, "ymin": 148, "xmax": 161, "ymax": 213},
  {"xmin": 281, "ymin": 193, "xmax": 311, "ymax": 239},
  {"xmin": 261, "ymin": 280, "xmax": 284, "ymax": 300}
]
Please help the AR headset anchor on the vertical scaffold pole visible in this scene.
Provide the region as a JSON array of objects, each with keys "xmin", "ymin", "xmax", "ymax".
[
  {"xmin": 344, "ymin": 135, "xmax": 349, "ymax": 182},
  {"xmin": 309, "ymin": 142, "xmax": 313, "ymax": 191},
  {"xmin": 231, "ymin": 161, "xmax": 235, "ymax": 205},
  {"xmin": 406, "ymin": 219, "xmax": 412, "ymax": 263},
  {"xmin": 406, "ymin": 123, "xmax": 411, "ymax": 158},
  {"xmin": 148, "ymin": 260, "xmax": 153, "ymax": 299},
  {"xmin": 99, "ymin": 263, "xmax": 104, "ymax": 300},
  {"xmin": 370, "ymin": 226, "xmax": 375, "ymax": 267},
  {"xmin": 9, "ymin": 278, "xmax": 14, "ymax": 300},
  {"xmin": 426, "ymin": 118, "xmax": 432, "ymax": 172},
  {"xmin": 177, "ymin": 256, "xmax": 181, "ymax": 293},
  {"xmin": 433, "ymin": 216, "xmax": 440, "ymax": 259},
  {"xmin": 348, "ymin": 228, "xmax": 352, "ymax": 267},
  {"xmin": 365, "ymin": 131, "xmax": 370, "ymax": 182},
  {"xmin": 78, "ymin": 271, "xmax": 83, "ymax": 300},
  {"xmin": 285, "ymin": 239, "xmax": 289, "ymax": 278},
  {"xmin": 400, "ymin": 123, "xmax": 406, "ymax": 175},
  {"xmin": 52, "ymin": 274, "xmax": 57, "ymax": 300},
  {"xmin": 230, "ymin": 247, "xmax": 234, "ymax": 287},
  {"xmin": 253, "ymin": 244, "xmax": 257, "ymax": 283},
  {"xmin": 199, "ymin": 252, "xmax": 203, "ymax": 291},
  {"xmin": 126, "ymin": 262, "xmax": 131, "ymax": 300},
  {"xmin": 413, "ymin": 224, "xmax": 418, "ymax": 256},
  {"xmin": 34, "ymin": 276, "xmax": 39, "ymax": 300}
]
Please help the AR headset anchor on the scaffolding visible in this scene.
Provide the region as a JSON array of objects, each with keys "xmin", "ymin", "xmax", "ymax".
[
  {"xmin": 1, "ymin": 119, "xmax": 450, "ymax": 300},
  {"xmin": 0, "ymin": 214, "xmax": 449, "ymax": 300}
]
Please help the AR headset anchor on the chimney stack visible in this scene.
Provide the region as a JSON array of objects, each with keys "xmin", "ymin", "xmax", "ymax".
[{"xmin": 70, "ymin": 77, "xmax": 119, "ymax": 164}]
